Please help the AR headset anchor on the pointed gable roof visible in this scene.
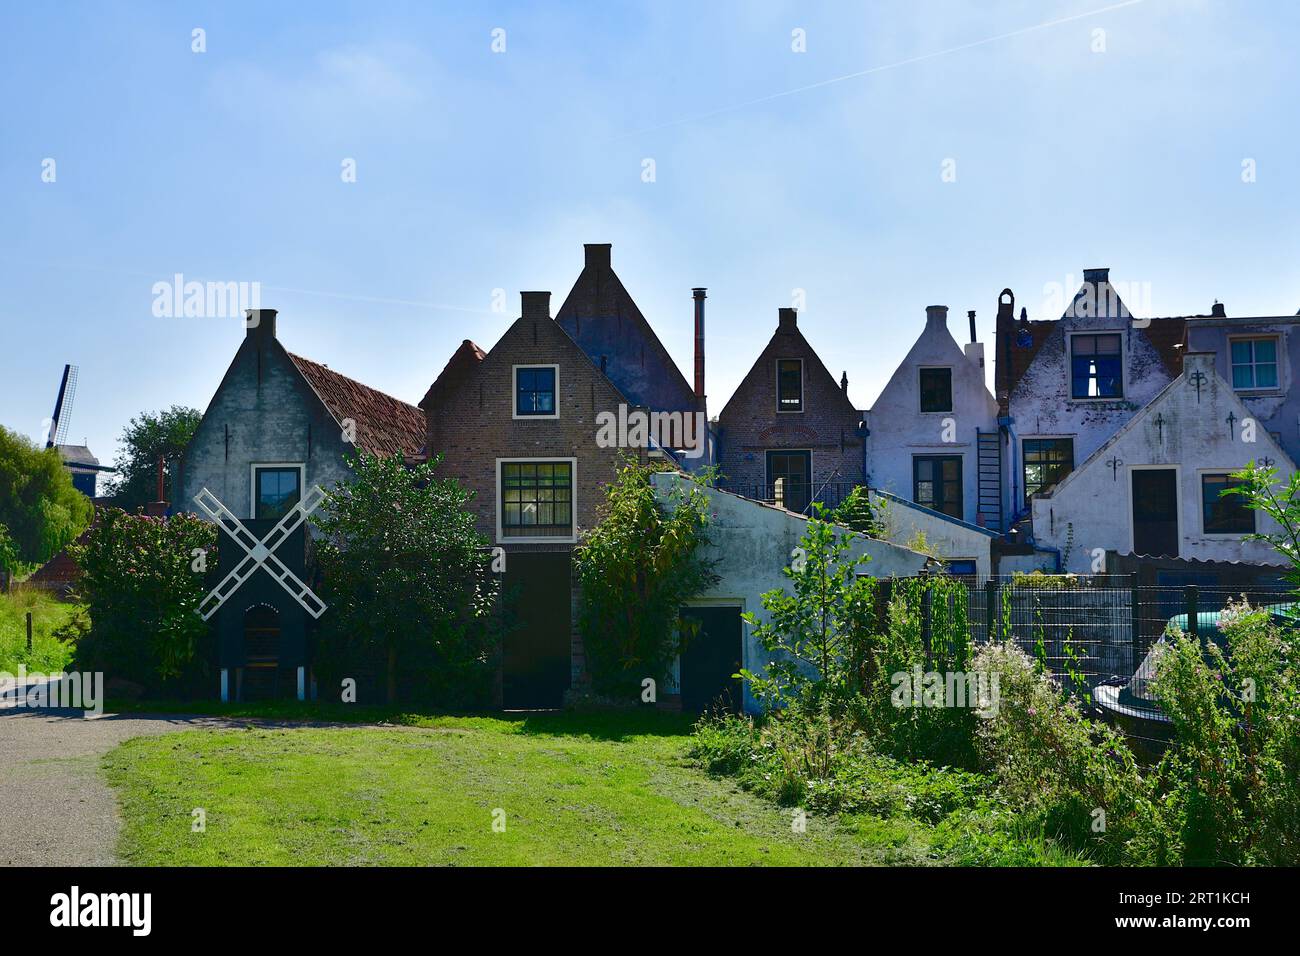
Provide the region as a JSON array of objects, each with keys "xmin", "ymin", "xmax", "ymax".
[
  {"xmin": 419, "ymin": 339, "xmax": 486, "ymax": 410},
  {"xmin": 718, "ymin": 308, "xmax": 861, "ymax": 424},
  {"xmin": 288, "ymin": 352, "xmax": 426, "ymax": 458},
  {"xmin": 554, "ymin": 243, "xmax": 698, "ymax": 413}
]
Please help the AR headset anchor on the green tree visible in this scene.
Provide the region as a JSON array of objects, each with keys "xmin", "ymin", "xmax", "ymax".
[
  {"xmin": 0, "ymin": 425, "xmax": 94, "ymax": 565},
  {"xmin": 312, "ymin": 452, "xmax": 499, "ymax": 706},
  {"xmin": 573, "ymin": 459, "xmax": 717, "ymax": 698},
  {"xmin": 71, "ymin": 508, "xmax": 216, "ymax": 692},
  {"xmin": 831, "ymin": 485, "xmax": 884, "ymax": 537},
  {"xmin": 741, "ymin": 504, "xmax": 879, "ymax": 710},
  {"xmin": 0, "ymin": 522, "xmax": 17, "ymax": 574},
  {"xmin": 104, "ymin": 406, "xmax": 201, "ymax": 510}
]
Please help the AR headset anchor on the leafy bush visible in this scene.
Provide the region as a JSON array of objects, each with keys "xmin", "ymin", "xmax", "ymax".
[
  {"xmin": 71, "ymin": 509, "xmax": 216, "ymax": 693},
  {"xmin": 0, "ymin": 425, "xmax": 93, "ymax": 565},
  {"xmin": 742, "ymin": 505, "xmax": 879, "ymax": 711},
  {"xmin": 573, "ymin": 459, "xmax": 717, "ymax": 698},
  {"xmin": 973, "ymin": 639, "xmax": 1156, "ymax": 863},
  {"xmin": 0, "ymin": 522, "xmax": 17, "ymax": 574},
  {"xmin": 1149, "ymin": 602, "xmax": 1300, "ymax": 865},
  {"xmin": 831, "ymin": 486, "xmax": 884, "ymax": 537},
  {"xmin": 312, "ymin": 452, "xmax": 499, "ymax": 707}
]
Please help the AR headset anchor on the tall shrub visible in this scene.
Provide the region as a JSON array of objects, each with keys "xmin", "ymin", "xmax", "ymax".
[
  {"xmin": 573, "ymin": 460, "xmax": 717, "ymax": 698},
  {"xmin": 71, "ymin": 509, "xmax": 216, "ymax": 692},
  {"xmin": 312, "ymin": 452, "xmax": 499, "ymax": 707},
  {"xmin": 0, "ymin": 425, "xmax": 93, "ymax": 565}
]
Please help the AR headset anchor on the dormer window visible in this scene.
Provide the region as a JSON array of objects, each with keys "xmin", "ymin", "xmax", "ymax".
[
  {"xmin": 1070, "ymin": 333, "xmax": 1123, "ymax": 399},
  {"xmin": 777, "ymin": 359, "xmax": 803, "ymax": 413},
  {"xmin": 514, "ymin": 365, "xmax": 558, "ymax": 418},
  {"xmin": 919, "ymin": 367, "xmax": 953, "ymax": 412},
  {"xmin": 1230, "ymin": 337, "xmax": 1279, "ymax": 390}
]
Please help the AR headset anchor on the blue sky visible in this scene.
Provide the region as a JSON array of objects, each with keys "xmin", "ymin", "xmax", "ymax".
[{"xmin": 2, "ymin": 0, "xmax": 1297, "ymax": 472}]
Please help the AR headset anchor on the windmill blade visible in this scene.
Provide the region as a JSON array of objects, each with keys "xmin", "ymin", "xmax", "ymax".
[{"xmin": 53, "ymin": 366, "xmax": 78, "ymax": 447}]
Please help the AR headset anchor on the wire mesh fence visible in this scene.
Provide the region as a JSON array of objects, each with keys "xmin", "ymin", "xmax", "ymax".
[{"xmin": 886, "ymin": 572, "xmax": 1296, "ymax": 748}]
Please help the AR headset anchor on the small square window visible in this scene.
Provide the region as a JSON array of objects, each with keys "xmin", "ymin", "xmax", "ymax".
[
  {"xmin": 254, "ymin": 467, "xmax": 301, "ymax": 520},
  {"xmin": 1202, "ymin": 474, "xmax": 1255, "ymax": 534},
  {"xmin": 1230, "ymin": 338, "xmax": 1279, "ymax": 390},
  {"xmin": 515, "ymin": 366, "xmax": 557, "ymax": 417},
  {"xmin": 1071, "ymin": 333, "xmax": 1123, "ymax": 399},
  {"xmin": 919, "ymin": 368, "xmax": 953, "ymax": 413},
  {"xmin": 777, "ymin": 360, "xmax": 803, "ymax": 412}
]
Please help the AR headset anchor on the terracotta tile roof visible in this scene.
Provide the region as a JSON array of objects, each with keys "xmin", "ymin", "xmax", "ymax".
[{"xmin": 287, "ymin": 353, "xmax": 426, "ymax": 458}]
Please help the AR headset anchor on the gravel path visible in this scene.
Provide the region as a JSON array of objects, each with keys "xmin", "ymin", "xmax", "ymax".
[{"xmin": 0, "ymin": 681, "xmax": 244, "ymax": 866}]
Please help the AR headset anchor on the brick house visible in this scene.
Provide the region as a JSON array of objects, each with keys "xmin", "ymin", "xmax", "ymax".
[
  {"xmin": 715, "ymin": 308, "xmax": 866, "ymax": 513},
  {"xmin": 177, "ymin": 309, "xmax": 427, "ymax": 701},
  {"xmin": 422, "ymin": 290, "xmax": 652, "ymax": 708},
  {"xmin": 555, "ymin": 243, "xmax": 707, "ymax": 463}
]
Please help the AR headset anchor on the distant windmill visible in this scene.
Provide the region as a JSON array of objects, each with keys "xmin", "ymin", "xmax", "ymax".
[{"xmin": 46, "ymin": 364, "xmax": 79, "ymax": 449}]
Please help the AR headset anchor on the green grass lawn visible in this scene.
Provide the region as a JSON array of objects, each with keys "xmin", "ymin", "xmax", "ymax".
[
  {"xmin": 0, "ymin": 588, "xmax": 81, "ymax": 673},
  {"xmin": 104, "ymin": 710, "xmax": 947, "ymax": 866}
]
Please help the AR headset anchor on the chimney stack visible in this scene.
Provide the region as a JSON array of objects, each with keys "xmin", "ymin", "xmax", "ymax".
[
  {"xmin": 521, "ymin": 291, "xmax": 551, "ymax": 319},
  {"xmin": 778, "ymin": 307, "xmax": 798, "ymax": 332},
  {"xmin": 925, "ymin": 305, "xmax": 948, "ymax": 329},
  {"xmin": 692, "ymin": 288, "xmax": 706, "ymax": 401},
  {"xmin": 840, "ymin": 371, "xmax": 849, "ymax": 393},
  {"xmin": 967, "ymin": 310, "xmax": 977, "ymax": 344},
  {"xmin": 584, "ymin": 243, "xmax": 612, "ymax": 270},
  {"xmin": 1211, "ymin": 300, "xmax": 1227, "ymax": 318},
  {"xmin": 245, "ymin": 308, "xmax": 277, "ymax": 339}
]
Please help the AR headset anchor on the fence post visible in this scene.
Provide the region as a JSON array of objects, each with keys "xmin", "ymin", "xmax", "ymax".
[
  {"xmin": 984, "ymin": 579, "xmax": 996, "ymax": 642},
  {"xmin": 920, "ymin": 572, "xmax": 933, "ymax": 666},
  {"xmin": 1130, "ymin": 578, "xmax": 1141, "ymax": 677},
  {"xmin": 1185, "ymin": 584, "xmax": 1200, "ymax": 643},
  {"xmin": 26, "ymin": 611, "xmax": 33, "ymax": 652}
]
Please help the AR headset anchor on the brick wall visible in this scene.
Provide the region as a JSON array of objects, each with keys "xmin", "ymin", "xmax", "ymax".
[
  {"xmin": 716, "ymin": 310, "xmax": 866, "ymax": 494},
  {"xmin": 425, "ymin": 304, "xmax": 648, "ymax": 550}
]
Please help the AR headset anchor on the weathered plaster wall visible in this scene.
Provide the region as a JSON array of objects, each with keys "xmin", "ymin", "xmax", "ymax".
[
  {"xmin": 1185, "ymin": 317, "xmax": 1300, "ymax": 464},
  {"xmin": 652, "ymin": 473, "xmax": 929, "ymax": 713},
  {"xmin": 867, "ymin": 305, "xmax": 1000, "ymax": 526},
  {"xmin": 178, "ymin": 325, "xmax": 353, "ymax": 523},
  {"xmin": 869, "ymin": 490, "xmax": 998, "ymax": 579},
  {"xmin": 1031, "ymin": 353, "xmax": 1292, "ymax": 573}
]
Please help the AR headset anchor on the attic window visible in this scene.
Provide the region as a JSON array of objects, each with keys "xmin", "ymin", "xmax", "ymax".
[
  {"xmin": 919, "ymin": 368, "xmax": 953, "ymax": 412},
  {"xmin": 777, "ymin": 359, "xmax": 803, "ymax": 412},
  {"xmin": 514, "ymin": 365, "xmax": 558, "ymax": 418},
  {"xmin": 253, "ymin": 465, "xmax": 302, "ymax": 521},
  {"xmin": 1070, "ymin": 333, "xmax": 1123, "ymax": 399}
]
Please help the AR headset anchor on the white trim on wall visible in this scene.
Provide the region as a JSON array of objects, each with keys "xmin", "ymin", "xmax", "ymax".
[
  {"xmin": 511, "ymin": 364, "xmax": 561, "ymax": 420},
  {"xmin": 495, "ymin": 456, "xmax": 579, "ymax": 544}
]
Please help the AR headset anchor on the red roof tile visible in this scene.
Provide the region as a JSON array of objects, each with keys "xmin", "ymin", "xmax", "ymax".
[{"xmin": 288, "ymin": 353, "xmax": 426, "ymax": 458}]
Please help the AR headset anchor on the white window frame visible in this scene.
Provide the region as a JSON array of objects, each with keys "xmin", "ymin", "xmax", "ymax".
[
  {"xmin": 775, "ymin": 358, "xmax": 805, "ymax": 414},
  {"xmin": 1226, "ymin": 334, "xmax": 1282, "ymax": 394},
  {"xmin": 495, "ymin": 456, "xmax": 578, "ymax": 544},
  {"xmin": 917, "ymin": 365, "xmax": 955, "ymax": 414},
  {"xmin": 249, "ymin": 462, "xmax": 306, "ymax": 520},
  {"xmin": 511, "ymin": 364, "xmax": 561, "ymax": 420},
  {"xmin": 1067, "ymin": 330, "xmax": 1126, "ymax": 402}
]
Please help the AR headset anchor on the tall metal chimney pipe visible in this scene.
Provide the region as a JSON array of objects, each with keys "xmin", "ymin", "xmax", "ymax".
[{"xmin": 692, "ymin": 288, "xmax": 707, "ymax": 401}]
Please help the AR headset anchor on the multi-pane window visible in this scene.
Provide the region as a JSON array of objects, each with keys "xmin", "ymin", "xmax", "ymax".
[
  {"xmin": 515, "ymin": 366, "xmax": 557, "ymax": 416},
  {"xmin": 254, "ymin": 466, "xmax": 301, "ymax": 520},
  {"xmin": 913, "ymin": 455, "xmax": 963, "ymax": 520},
  {"xmin": 1202, "ymin": 474, "xmax": 1255, "ymax": 534},
  {"xmin": 1070, "ymin": 333, "xmax": 1123, "ymax": 399},
  {"xmin": 777, "ymin": 360, "xmax": 803, "ymax": 412},
  {"xmin": 919, "ymin": 367, "xmax": 953, "ymax": 413},
  {"xmin": 1023, "ymin": 438, "xmax": 1074, "ymax": 504},
  {"xmin": 1230, "ymin": 338, "xmax": 1279, "ymax": 390},
  {"xmin": 501, "ymin": 462, "xmax": 573, "ymax": 537}
]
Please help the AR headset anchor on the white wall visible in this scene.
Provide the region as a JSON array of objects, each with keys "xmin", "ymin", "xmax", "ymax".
[
  {"xmin": 1031, "ymin": 352, "xmax": 1292, "ymax": 573},
  {"xmin": 867, "ymin": 306, "xmax": 1001, "ymax": 528}
]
